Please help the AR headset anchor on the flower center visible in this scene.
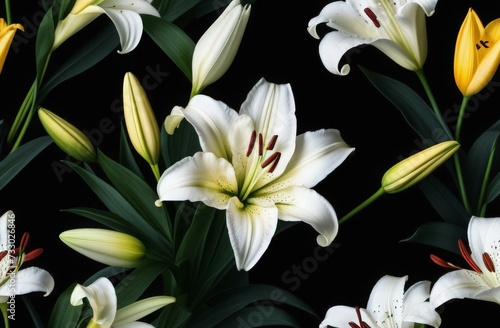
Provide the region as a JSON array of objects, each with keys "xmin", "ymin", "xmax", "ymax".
[
  {"xmin": 348, "ymin": 306, "xmax": 372, "ymax": 328},
  {"xmin": 239, "ymin": 130, "xmax": 281, "ymax": 200}
]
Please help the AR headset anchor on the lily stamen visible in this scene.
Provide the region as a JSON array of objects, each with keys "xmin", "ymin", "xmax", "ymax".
[
  {"xmin": 246, "ymin": 130, "xmax": 257, "ymax": 156},
  {"xmin": 266, "ymin": 135, "xmax": 278, "ymax": 150},
  {"xmin": 259, "ymin": 133, "xmax": 264, "ymax": 156},
  {"xmin": 458, "ymin": 239, "xmax": 482, "ymax": 273},
  {"xmin": 483, "ymin": 252, "xmax": 495, "ymax": 272},
  {"xmin": 364, "ymin": 8, "xmax": 380, "ymax": 28},
  {"xmin": 430, "ymin": 254, "xmax": 461, "ymax": 270},
  {"xmin": 24, "ymin": 248, "xmax": 44, "ymax": 262},
  {"xmin": 261, "ymin": 152, "xmax": 281, "ymax": 173}
]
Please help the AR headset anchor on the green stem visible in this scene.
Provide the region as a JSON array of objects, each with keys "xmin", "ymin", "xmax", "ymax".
[
  {"xmin": 151, "ymin": 163, "xmax": 161, "ymax": 181},
  {"xmin": 0, "ymin": 303, "xmax": 9, "ymax": 328},
  {"xmin": 414, "ymin": 69, "xmax": 448, "ymax": 133},
  {"xmin": 454, "ymin": 96, "xmax": 470, "ymax": 142},
  {"xmin": 478, "ymin": 140, "xmax": 496, "ymax": 216},
  {"xmin": 453, "ymin": 151, "xmax": 471, "ymax": 214},
  {"xmin": 4, "ymin": 0, "xmax": 11, "ymax": 25},
  {"xmin": 338, "ymin": 187, "xmax": 386, "ymax": 225}
]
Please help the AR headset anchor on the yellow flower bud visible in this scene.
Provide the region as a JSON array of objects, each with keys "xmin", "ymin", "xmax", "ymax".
[
  {"xmin": 0, "ymin": 18, "xmax": 23, "ymax": 74},
  {"xmin": 38, "ymin": 108, "xmax": 97, "ymax": 162},
  {"xmin": 60, "ymin": 228, "xmax": 146, "ymax": 268},
  {"xmin": 454, "ymin": 8, "xmax": 500, "ymax": 96},
  {"xmin": 382, "ymin": 140, "xmax": 460, "ymax": 193},
  {"xmin": 122, "ymin": 72, "xmax": 160, "ymax": 166},
  {"xmin": 190, "ymin": 0, "xmax": 251, "ymax": 97}
]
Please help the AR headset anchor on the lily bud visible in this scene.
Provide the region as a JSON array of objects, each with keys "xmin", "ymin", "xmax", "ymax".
[
  {"xmin": 122, "ymin": 72, "xmax": 160, "ymax": 166},
  {"xmin": 454, "ymin": 8, "xmax": 500, "ymax": 96},
  {"xmin": 0, "ymin": 18, "xmax": 24, "ymax": 74},
  {"xmin": 382, "ymin": 141, "xmax": 460, "ymax": 193},
  {"xmin": 191, "ymin": 0, "xmax": 251, "ymax": 97},
  {"xmin": 38, "ymin": 108, "xmax": 97, "ymax": 162},
  {"xmin": 114, "ymin": 296, "xmax": 176, "ymax": 325},
  {"xmin": 60, "ymin": 228, "xmax": 146, "ymax": 268}
]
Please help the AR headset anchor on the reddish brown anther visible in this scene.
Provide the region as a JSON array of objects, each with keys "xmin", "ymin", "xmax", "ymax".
[
  {"xmin": 24, "ymin": 248, "xmax": 43, "ymax": 262},
  {"xmin": 246, "ymin": 130, "xmax": 257, "ymax": 156},
  {"xmin": 261, "ymin": 152, "xmax": 281, "ymax": 173},
  {"xmin": 364, "ymin": 8, "xmax": 380, "ymax": 28},
  {"xmin": 458, "ymin": 239, "xmax": 482, "ymax": 273},
  {"xmin": 266, "ymin": 135, "xmax": 278, "ymax": 150},
  {"xmin": 482, "ymin": 252, "xmax": 495, "ymax": 272},
  {"xmin": 19, "ymin": 231, "xmax": 30, "ymax": 251},
  {"xmin": 348, "ymin": 306, "xmax": 371, "ymax": 328},
  {"xmin": 258, "ymin": 133, "xmax": 263, "ymax": 156},
  {"xmin": 430, "ymin": 254, "xmax": 458, "ymax": 269}
]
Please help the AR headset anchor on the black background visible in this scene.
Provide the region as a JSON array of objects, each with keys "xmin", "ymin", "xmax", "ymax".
[{"xmin": 2, "ymin": 0, "xmax": 500, "ymax": 326}]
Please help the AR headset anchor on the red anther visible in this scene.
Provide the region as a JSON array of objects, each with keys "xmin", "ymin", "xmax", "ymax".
[
  {"xmin": 19, "ymin": 232, "xmax": 30, "ymax": 250},
  {"xmin": 261, "ymin": 152, "xmax": 281, "ymax": 173},
  {"xmin": 430, "ymin": 254, "xmax": 458, "ymax": 269},
  {"xmin": 483, "ymin": 252, "xmax": 495, "ymax": 272},
  {"xmin": 458, "ymin": 239, "xmax": 482, "ymax": 273},
  {"xmin": 258, "ymin": 133, "xmax": 263, "ymax": 156},
  {"xmin": 24, "ymin": 248, "xmax": 43, "ymax": 262},
  {"xmin": 246, "ymin": 130, "xmax": 257, "ymax": 157},
  {"xmin": 267, "ymin": 135, "xmax": 278, "ymax": 150},
  {"xmin": 0, "ymin": 250, "xmax": 7, "ymax": 261},
  {"xmin": 364, "ymin": 8, "xmax": 380, "ymax": 28}
]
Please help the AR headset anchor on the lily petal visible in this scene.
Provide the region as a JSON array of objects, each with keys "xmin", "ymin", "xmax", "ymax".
[
  {"xmin": 320, "ymin": 305, "xmax": 377, "ymax": 328},
  {"xmin": 114, "ymin": 295, "xmax": 175, "ymax": 324},
  {"xmin": 226, "ymin": 197, "xmax": 278, "ymax": 271},
  {"xmin": 182, "ymin": 95, "xmax": 239, "ymax": 159},
  {"xmin": 157, "ymin": 152, "xmax": 238, "ymax": 210},
  {"xmin": 266, "ymin": 186, "xmax": 338, "ymax": 247},
  {"xmin": 71, "ymin": 277, "xmax": 117, "ymax": 327},
  {"xmin": 403, "ymin": 280, "xmax": 441, "ymax": 327},
  {"xmin": 367, "ymin": 275, "xmax": 406, "ymax": 324},
  {"xmin": 0, "ymin": 267, "xmax": 55, "ymax": 297},
  {"xmin": 0, "ymin": 210, "xmax": 13, "ymax": 251}
]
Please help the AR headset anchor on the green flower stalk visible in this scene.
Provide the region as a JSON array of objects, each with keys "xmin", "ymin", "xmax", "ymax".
[
  {"xmin": 339, "ymin": 140, "xmax": 460, "ymax": 224},
  {"xmin": 60, "ymin": 228, "xmax": 146, "ymax": 268},
  {"xmin": 38, "ymin": 108, "xmax": 97, "ymax": 162},
  {"xmin": 122, "ymin": 71, "xmax": 161, "ymax": 180}
]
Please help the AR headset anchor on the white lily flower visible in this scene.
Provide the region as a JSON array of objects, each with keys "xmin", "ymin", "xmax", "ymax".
[
  {"xmin": 71, "ymin": 277, "xmax": 175, "ymax": 328},
  {"xmin": 307, "ymin": 0, "xmax": 438, "ymax": 75},
  {"xmin": 320, "ymin": 275, "xmax": 441, "ymax": 328},
  {"xmin": 430, "ymin": 216, "xmax": 500, "ymax": 307},
  {"xmin": 156, "ymin": 78, "xmax": 354, "ymax": 271},
  {"xmin": 53, "ymin": 0, "xmax": 160, "ymax": 54},
  {"xmin": 0, "ymin": 211, "xmax": 55, "ymax": 303}
]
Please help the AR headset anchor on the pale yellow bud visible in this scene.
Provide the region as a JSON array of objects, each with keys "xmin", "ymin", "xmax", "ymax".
[
  {"xmin": 38, "ymin": 108, "xmax": 97, "ymax": 162},
  {"xmin": 122, "ymin": 72, "xmax": 160, "ymax": 166},
  {"xmin": 382, "ymin": 140, "xmax": 460, "ymax": 193},
  {"xmin": 60, "ymin": 228, "xmax": 146, "ymax": 268}
]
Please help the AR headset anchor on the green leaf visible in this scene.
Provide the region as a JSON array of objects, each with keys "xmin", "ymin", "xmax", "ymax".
[
  {"xmin": 35, "ymin": 8, "xmax": 55, "ymax": 89},
  {"xmin": 359, "ymin": 66, "xmax": 453, "ymax": 145},
  {"xmin": 155, "ymin": 0, "xmax": 202, "ymax": 21},
  {"xmin": 188, "ymin": 284, "xmax": 318, "ymax": 327},
  {"xmin": 97, "ymin": 150, "xmax": 173, "ymax": 243},
  {"xmin": 0, "ymin": 136, "xmax": 52, "ymax": 190},
  {"xmin": 218, "ymin": 306, "xmax": 302, "ymax": 328},
  {"xmin": 39, "ymin": 22, "xmax": 119, "ymax": 101},
  {"xmin": 401, "ymin": 221, "xmax": 467, "ymax": 255},
  {"xmin": 47, "ymin": 283, "xmax": 82, "ymax": 328},
  {"xmin": 142, "ymin": 14, "xmax": 195, "ymax": 81},
  {"xmin": 118, "ymin": 123, "xmax": 145, "ymax": 180},
  {"xmin": 418, "ymin": 174, "xmax": 469, "ymax": 227},
  {"xmin": 161, "ymin": 119, "xmax": 201, "ymax": 168},
  {"xmin": 62, "ymin": 160, "xmax": 171, "ymax": 255}
]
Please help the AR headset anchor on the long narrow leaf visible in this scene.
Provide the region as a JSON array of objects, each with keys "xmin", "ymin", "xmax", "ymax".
[
  {"xmin": 0, "ymin": 136, "xmax": 52, "ymax": 190},
  {"xmin": 47, "ymin": 283, "xmax": 81, "ymax": 328},
  {"xmin": 402, "ymin": 221, "xmax": 466, "ymax": 255},
  {"xmin": 218, "ymin": 306, "xmax": 302, "ymax": 328}
]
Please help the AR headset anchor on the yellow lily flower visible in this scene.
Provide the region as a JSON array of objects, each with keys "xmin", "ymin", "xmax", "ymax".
[
  {"xmin": 382, "ymin": 140, "xmax": 460, "ymax": 193},
  {"xmin": 454, "ymin": 8, "xmax": 500, "ymax": 96},
  {"xmin": 0, "ymin": 18, "xmax": 23, "ymax": 74},
  {"xmin": 38, "ymin": 108, "xmax": 97, "ymax": 162}
]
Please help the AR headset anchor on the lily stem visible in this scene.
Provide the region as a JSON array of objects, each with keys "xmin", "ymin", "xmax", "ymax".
[
  {"xmin": 4, "ymin": 0, "xmax": 11, "ymax": 25},
  {"xmin": 338, "ymin": 187, "xmax": 386, "ymax": 225},
  {"xmin": 0, "ymin": 302, "xmax": 9, "ymax": 328}
]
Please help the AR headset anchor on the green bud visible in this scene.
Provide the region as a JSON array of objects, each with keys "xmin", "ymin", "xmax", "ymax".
[
  {"xmin": 382, "ymin": 140, "xmax": 460, "ymax": 193},
  {"xmin": 60, "ymin": 228, "xmax": 146, "ymax": 268},
  {"xmin": 38, "ymin": 108, "xmax": 97, "ymax": 162}
]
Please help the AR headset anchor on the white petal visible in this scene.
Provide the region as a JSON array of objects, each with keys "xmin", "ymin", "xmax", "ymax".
[
  {"xmin": 226, "ymin": 197, "xmax": 278, "ymax": 271},
  {"xmin": 114, "ymin": 323, "xmax": 155, "ymax": 328},
  {"xmin": 320, "ymin": 305, "xmax": 377, "ymax": 328},
  {"xmin": 0, "ymin": 267, "xmax": 54, "ymax": 297},
  {"xmin": 157, "ymin": 152, "xmax": 238, "ymax": 210},
  {"xmin": 264, "ymin": 186, "xmax": 338, "ymax": 247},
  {"xmin": 101, "ymin": 0, "xmax": 160, "ymax": 16},
  {"xmin": 429, "ymin": 270, "xmax": 490, "ymax": 308},
  {"xmin": 71, "ymin": 277, "xmax": 116, "ymax": 327},
  {"xmin": 274, "ymin": 129, "xmax": 354, "ymax": 189},
  {"xmin": 102, "ymin": 8, "xmax": 144, "ymax": 54},
  {"xmin": 403, "ymin": 280, "xmax": 441, "ymax": 327},
  {"xmin": 317, "ymin": 31, "xmax": 365, "ymax": 75},
  {"xmin": 468, "ymin": 216, "xmax": 500, "ymax": 272},
  {"xmin": 0, "ymin": 211, "xmax": 12, "ymax": 251},
  {"xmin": 183, "ymin": 95, "xmax": 239, "ymax": 159},
  {"xmin": 239, "ymin": 78, "xmax": 297, "ymax": 179},
  {"xmin": 367, "ymin": 275, "xmax": 407, "ymax": 325}
]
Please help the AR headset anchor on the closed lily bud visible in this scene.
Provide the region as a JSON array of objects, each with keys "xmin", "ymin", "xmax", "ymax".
[
  {"xmin": 38, "ymin": 108, "xmax": 97, "ymax": 162},
  {"xmin": 382, "ymin": 141, "xmax": 460, "ymax": 193},
  {"xmin": 123, "ymin": 72, "xmax": 160, "ymax": 166},
  {"xmin": 454, "ymin": 8, "xmax": 500, "ymax": 96},
  {"xmin": 190, "ymin": 0, "xmax": 251, "ymax": 97},
  {"xmin": 60, "ymin": 228, "xmax": 146, "ymax": 268},
  {"xmin": 0, "ymin": 18, "xmax": 23, "ymax": 74}
]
